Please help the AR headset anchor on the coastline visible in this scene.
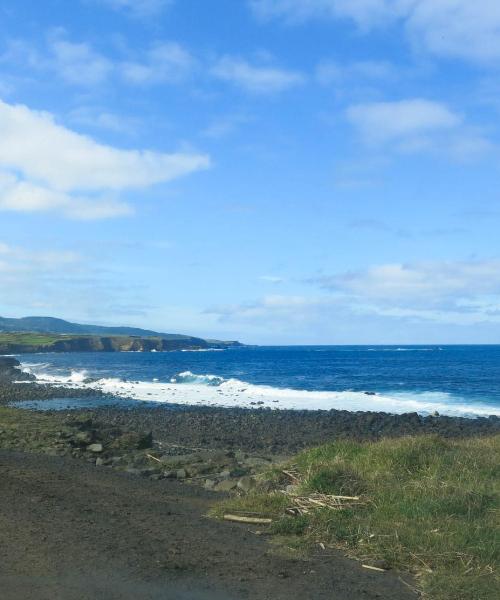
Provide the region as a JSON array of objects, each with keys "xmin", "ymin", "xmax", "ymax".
[
  {"xmin": 2, "ymin": 357, "xmax": 499, "ymax": 453},
  {"xmin": 1, "ymin": 355, "xmax": 498, "ymax": 599}
]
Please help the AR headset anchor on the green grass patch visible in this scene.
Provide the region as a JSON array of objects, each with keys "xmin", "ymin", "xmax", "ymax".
[
  {"xmin": 0, "ymin": 332, "xmax": 64, "ymax": 346},
  {"xmin": 215, "ymin": 435, "xmax": 500, "ymax": 600}
]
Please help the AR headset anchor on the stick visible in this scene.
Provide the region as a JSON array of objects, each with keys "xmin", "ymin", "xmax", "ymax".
[
  {"xmin": 223, "ymin": 514, "xmax": 272, "ymax": 525},
  {"xmin": 362, "ymin": 564, "xmax": 386, "ymax": 572},
  {"xmin": 146, "ymin": 453, "xmax": 162, "ymax": 463}
]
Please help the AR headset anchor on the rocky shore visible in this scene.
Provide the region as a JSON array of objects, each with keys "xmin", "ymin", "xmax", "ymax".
[
  {"xmin": 1, "ymin": 355, "xmax": 499, "ymax": 494},
  {"xmin": 0, "ymin": 355, "xmax": 496, "ymax": 599}
]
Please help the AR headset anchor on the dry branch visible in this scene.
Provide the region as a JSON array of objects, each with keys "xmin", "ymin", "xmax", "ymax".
[{"xmin": 223, "ymin": 514, "xmax": 273, "ymax": 525}]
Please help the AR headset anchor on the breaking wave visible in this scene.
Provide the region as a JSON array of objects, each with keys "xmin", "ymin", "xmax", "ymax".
[
  {"xmin": 170, "ymin": 371, "xmax": 225, "ymax": 386},
  {"xmin": 23, "ymin": 365, "xmax": 500, "ymax": 418}
]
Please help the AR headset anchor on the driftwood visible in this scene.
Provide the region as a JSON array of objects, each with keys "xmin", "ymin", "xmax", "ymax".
[
  {"xmin": 146, "ymin": 454, "xmax": 162, "ymax": 463},
  {"xmin": 362, "ymin": 564, "xmax": 386, "ymax": 572},
  {"xmin": 223, "ymin": 514, "xmax": 273, "ymax": 525},
  {"xmin": 284, "ymin": 492, "xmax": 364, "ymax": 516}
]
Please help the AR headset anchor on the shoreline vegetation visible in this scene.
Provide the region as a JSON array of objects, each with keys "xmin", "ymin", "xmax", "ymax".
[
  {"xmin": 214, "ymin": 435, "xmax": 499, "ymax": 600},
  {"xmin": 0, "ymin": 316, "xmax": 242, "ymax": 353},
  {"xmin": 0, "ymin": 332, "xmax": 242, "ymax": 353},
  {"xmin": 1, "ymin": 356, "xmax": 499, "ymax": 599}
]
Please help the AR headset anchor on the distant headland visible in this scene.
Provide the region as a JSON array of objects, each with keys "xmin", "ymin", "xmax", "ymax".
[{"xmin": 0, "ymin": 316, "xmax": 243, "ymax": 353}]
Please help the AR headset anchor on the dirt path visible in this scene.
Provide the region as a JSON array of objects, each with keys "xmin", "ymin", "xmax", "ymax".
[{"xmin": 0, "ymin": 450, "xmax": 416, "ymax": 600}]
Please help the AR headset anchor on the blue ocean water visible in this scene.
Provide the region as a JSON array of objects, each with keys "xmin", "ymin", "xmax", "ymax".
[{"xmin": 17, "ymin": 345, "xmax": 500, "ymax": 417}]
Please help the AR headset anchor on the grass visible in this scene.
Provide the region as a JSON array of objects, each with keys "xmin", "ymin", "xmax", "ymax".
[
  {"xmin": 213, "ymin": 435, "xmax": 500, "ymax": 600},
  {"xmin": 0, "ymin": 332, "xmax": 65, "ymax": 346}
]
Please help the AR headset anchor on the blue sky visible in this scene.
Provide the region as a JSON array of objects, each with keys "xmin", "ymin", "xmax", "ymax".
[{"xmin": 0, "ymin": 0, "xmax": 500, "ymax": 344}]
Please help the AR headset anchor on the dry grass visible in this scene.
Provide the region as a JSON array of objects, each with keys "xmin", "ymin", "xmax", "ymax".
[{"xmin": 214, "ymin": 435, "xmax": 500, "ymax": 600}]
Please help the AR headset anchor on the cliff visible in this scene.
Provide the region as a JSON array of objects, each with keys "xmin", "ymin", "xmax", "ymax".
[
  {"xmin": 0, "ymin": 333, "xmax": 240, "ymax": 354},
  {"xmin": 0, "ymin": 316, "xmax": 243, "ymax": 353}
]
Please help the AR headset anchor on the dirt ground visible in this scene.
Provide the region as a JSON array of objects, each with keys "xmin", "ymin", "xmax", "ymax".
[{"xmin": 0, "ymin": 450, "xmax": 417, "ymax": 600}]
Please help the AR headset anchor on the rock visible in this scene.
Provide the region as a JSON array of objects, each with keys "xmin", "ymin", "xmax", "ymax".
[
  {"xmin": 176, "ymin": 469, "xmax": 187, "ymax": 479},
  {"xmin": 159, "ymin": 453, "xmax": 201, "ymax": 467},
  {"xmin": 285, "ymin": 484, "xmax": 300, "ymax": 495},
  {"xmin": 204, "ymin": 479, "xmax": 216, "ymax": 490},
  {"xmin": 237, "ymin": 476, "xmax": 255, "ymax": 493},
  {"xmin": 110, "ymin": 431, "xmax": 153, "ymax": 451},
  {"xmin": 125, "ymin": 467, "xmax": 160, "ymax": 477},
  {"xmin": 87, "ymin": 443, "xmax": 103, "ymax": 453},
  {"xmin": 95, "ymin": 457, "xmax": 105, "ymax": 466},
  {"xmin": 214, "ymin": 479, "xmax": 237, "ymax": 492},
  {"xmin": 243, "ymin": 457, "xmax": 271, "ymax": 469},
  {"xmin": 229, "ymin": 466, "xmax": 249, "ymax": 478},
  {"xmin": 75, "ymin": 431, "xmax": 93, "ymax": 445}
]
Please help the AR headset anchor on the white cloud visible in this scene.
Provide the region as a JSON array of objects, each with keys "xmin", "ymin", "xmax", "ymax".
[
  {"xmin": 0, "ymin": 241, "xmax": 80, "ymax": 276},
  {"xmin": 211, "ymin": 56, "xmax": 305, "ymax": 93},
  {"xmin": 94, "ymin": 0, "xmax": 172, "ymax": 17},
  {"xmin": 0, "ymin": 99, "xmax": 209, "ymax": 219},
  {"xmin": 260, "ymin": 275, "xmax": 285, "ymax": 283},
  {"xmin": 317, "ymin": 260, "xmax": 500, "ymax": 301},
  {"xmin": 68, "ymin": 106, "xmax": 139, "ymax": 134},
  {"xmin": 250, "ymin": 1, "xmax": 500, "ymax": 64},
  {"xmin": 120, "ymin": 42, "xmax": 194, "ymax": 85},
  {"xmin": 406, "ymin": 1, "xmax": 500, "ymax": 63},
  {"xmin": 49, "ymin": 37, "xmax": 113, "ymax": 86},
  {"xmin": 209, "ymin": 260, "xmax": 500, "ymax": 337},
  {"xmin": 206, "ymin": 295, "xmax": 336, "ymax": 330},
  {"xmin": 345, "ymin": 98, "xmax": 492, "ymax": 158},
  {"xmin": 250, "ymin": 0, "xmax": 404, "ymax": 28},
  {"xmin": 2, "ymin": 34, "xmax": 194, "ymax": 89},
  {"xmin": 316, "ymin": 59, "xmax": 396, "ymax": 85},
  {"xmin": 202, "ymin": 113, "xmax": 252, "ymax": 139},
  {"xmin": 346, "ymin": 99, "xmax": 461, "ymax": 143}
]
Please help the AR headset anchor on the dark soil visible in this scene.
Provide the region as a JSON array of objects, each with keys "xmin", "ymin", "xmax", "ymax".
[{"xmin": 0, "ymin": 450, "xmax": 416, "ymax": 600}]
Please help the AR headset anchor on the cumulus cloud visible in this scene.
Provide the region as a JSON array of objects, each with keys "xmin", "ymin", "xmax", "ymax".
[
  {"xmin": 346, "ymin": 98, "xmax": 491, "ymax": 158},
  {"xmin": 120, "ymin": 42, "xmax": 195, "ymax": 85},
  {"xmin": 49, "ymin": 37, "xmax": 113, "ymax": 86},
  {"xmin": 347, "ymin": 99, "xmax": 460, "ymax": 143},
  {"xmin": 315, "ymin": 260, "xmax": 500, "ymax": 302},
  {"xmin": 2, "ymin": 34, "xmax": 195, "ymax": 89},
  {"xmin": 0, "ymin": 99, "xmax": 210, "ymax": 218},
  {"xmin": 250, "ymin": 0, "xmax": 500, "ymax": 64},
  {"xmin": 211, "ymin": 56, "xmax": 305, "ymax": 93},
  {"xmin": 207, "ymin": 259, "xmax": 500, "ymax": 339}
]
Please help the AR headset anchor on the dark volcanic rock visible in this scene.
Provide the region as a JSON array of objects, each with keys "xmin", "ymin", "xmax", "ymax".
[{"xmin": 0, "ymin": 356, "xmax": 34, "ymax": 383}]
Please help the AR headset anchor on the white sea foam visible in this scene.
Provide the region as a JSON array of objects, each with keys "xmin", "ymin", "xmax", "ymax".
[
  {"xmin": 181, "ymin": 348, "xmax": 225, "ymax": 352},
  {"xmin": 25, "ymin": 366, "xmax": 500, "ymax": 418}
]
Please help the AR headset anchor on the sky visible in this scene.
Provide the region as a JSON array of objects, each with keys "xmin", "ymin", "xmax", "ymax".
[{"xmin": 0, "ymin": 0, "xmax": 499, "ymax": 344}]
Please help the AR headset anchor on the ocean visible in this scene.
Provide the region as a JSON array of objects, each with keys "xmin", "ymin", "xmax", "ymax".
[{"xmin": 17, "ymin": 345, "xmax": 500, "ymax": 418}]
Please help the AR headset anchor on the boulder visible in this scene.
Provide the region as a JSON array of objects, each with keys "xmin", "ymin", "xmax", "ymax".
[
  {"xmin": 237, "ymin": 476, "xmax": 256, "ymax": 493},
  {"xmin": 214, "ymin": 479, "xmax": 238, "ymax": 492},
  {"xmin": 110, "ymin": 431, "xmax": 153, "ymax": 451},
  {"xmin": 87, "ymin": 443, "xmax": 103, "ymax": 453}
]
